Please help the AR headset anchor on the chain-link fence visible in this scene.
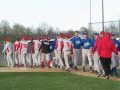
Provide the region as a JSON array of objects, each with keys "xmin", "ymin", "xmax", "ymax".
[
  {"xmin": 0, "ymin": 43, "xmax": 7, "ymax": 67},
  {"xmin": 89, "ymin": 20, "xmax": 120, "ymax": 36}
]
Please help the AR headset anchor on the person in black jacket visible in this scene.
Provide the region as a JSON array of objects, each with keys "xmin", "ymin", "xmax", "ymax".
[
  {"xmin": 27, "ymin": 36, "xmax": 35, "ymax": 67},
  {"xmin": 39, "ymin": 36, "xmax": 51, "ymax": 69}
]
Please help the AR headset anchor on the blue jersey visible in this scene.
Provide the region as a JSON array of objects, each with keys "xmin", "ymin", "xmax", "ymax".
[
  {"xmin": 112, "ymin": 39, "xmax": 120, "ymax": 51},
  {"xmin": 81, "ymin": 37, "xmax": 92, "ymax": 49},
  {"xmin": 50, "ymin": 40, "xmax": 56, "ymax": 52},
  {"xmin": 71, "ymin": 36, "xmax": 82, "ymax": 49},
  {"xmin": 91, "ymin": 39, "xmax": 97, "ymax": 47}
]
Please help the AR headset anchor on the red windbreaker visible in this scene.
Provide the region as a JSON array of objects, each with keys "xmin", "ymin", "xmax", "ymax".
[
  {"xmin": 98, "ymin": 36, "xmax": 118, "ymax": 58},
  {"xmin": 92, "ymin": 37, "xmax": 103, "ymax": 54}
]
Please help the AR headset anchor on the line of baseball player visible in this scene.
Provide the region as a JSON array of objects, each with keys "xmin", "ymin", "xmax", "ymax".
[{"xmin": 2, "ymin": 31, "xmax": 120, "ymax": 78}]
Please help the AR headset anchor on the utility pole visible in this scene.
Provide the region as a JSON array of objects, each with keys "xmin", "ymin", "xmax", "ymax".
[
  {"xmin": 102, "ymin": 0, "xmax": 105, "ymax": 32},
  {"xmin": 89, "ymin": 0, "xmax": 92, "ymax": 37}
]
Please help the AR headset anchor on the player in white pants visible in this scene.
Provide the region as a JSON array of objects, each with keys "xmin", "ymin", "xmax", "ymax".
[
  {"xmin": 81, "ymin": 32, "xmax": 93, "ymax": 72},
  {"xmin": 40, "ymin": 36, "xmax": 51, "ymax": 69},
  {"xmin": 14, "ymin": 37, "xmax": 21, "ymax": 67},
  {"xmin": 111, "ymin": 33, "xmax": 120, "ymax": 75},
  {"xmin": 20, "ymin": 36, "xmax": 28, "ymax": 67},
  {"xmin": 55, "ymin": 33, "xmax": 64, "ymax": 69},
  {"xmin": 91, "ymin": 33, "xmax": 101, "ymax": 77},
  {"xmin": 33, "ymin": 36, "xmax": 42, "ymax": 67},
  {"xmin": 63, "ymin": 33, "xmax": 73, "ymax": 71},
  {"xmin": 54, "ymin": 49, "xmax": 58, "ymax": 67},
  {"xmin": 71, "ymin": 31, "xmax": 82, "ymax": 70},
  {"xmin": 27, "ymin": 36, "xmax": 35, "ymax": 67},
  {"xmin": 2, "ymin": 38, "xmax": 13, "ymax": 68}
]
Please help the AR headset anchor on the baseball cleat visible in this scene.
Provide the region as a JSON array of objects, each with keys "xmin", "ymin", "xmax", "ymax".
[
  {"xmin": 104, "ymin": 76, "xmax": 109, "ymax": 79},
  {"xmin": 97, "ymin": 73, "xmax": 101, "ymax": 78},
  {"xmin": 74, "ymin": 66, "xmax": 78, "ymax": 70},
  {"xmin": 89, "ymin": 67, "xmax": 93, "ymax": 73},
  {"xmin": 66, "ymin": 68, "xmax": 72, "ymax": 72},
  {"xmin": 83, "ymin": 66, "xmax": 86, "ymax": 72}
]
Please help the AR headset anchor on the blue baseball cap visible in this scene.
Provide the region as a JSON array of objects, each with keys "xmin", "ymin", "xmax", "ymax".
[
  {"xmin": 82, "ymin": 31, "xmax": 87, "ymax": 35},
  {"xmin": 94, "ymin": 32, "xmax": 99, "ymax": 35},
  {"xmin": 111, "ymin": 32, "xmax": 115, "ymax": 36}
]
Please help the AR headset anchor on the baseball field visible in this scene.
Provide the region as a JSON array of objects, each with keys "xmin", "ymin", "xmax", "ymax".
[{"xmin": 0, "ymin": 68, "xmax": 120, "ymax": 90}]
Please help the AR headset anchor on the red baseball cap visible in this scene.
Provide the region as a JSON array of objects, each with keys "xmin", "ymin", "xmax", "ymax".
[
  {"xmin": 59, "ymin": 33, "xmax": 64, "ymax": 38},
  {"xmin": 44, "ymin": 36, "xmax": 49, "ymax": 40},
  {"xmin": 100, "ymin": 31, "xmax": 105, "ymax": 35},
  {"xmin": 65, "ymin": 33, "xmax": 70, "ymax": 38},
  {"xmin": 22, "ymin": 35, "xmax": 27, "ymax": 40},
  {"xmin": 37, "ymin": 36, "xmax": 41, "ymax": 40},
  {"xmin": 5, "ymin": 38, "xmax": 9, "ymax": 41},
  {"xmin": 106, "ymin": 32, "xmax": 110, "ymax": 37},
  {"xmin": 29, "ymin": 36, "xmax": 34, "ymax": 40}
]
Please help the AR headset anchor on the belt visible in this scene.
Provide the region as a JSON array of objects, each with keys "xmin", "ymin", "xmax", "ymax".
[{"xmin": 64, "ymin": 50, "xmax": 70, "ymax": 52}]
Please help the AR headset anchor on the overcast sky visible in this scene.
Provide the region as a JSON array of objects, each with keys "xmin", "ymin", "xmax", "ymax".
[{"xmin": 0, "ymin": 0, "xmax": 120, "ymax": 30}]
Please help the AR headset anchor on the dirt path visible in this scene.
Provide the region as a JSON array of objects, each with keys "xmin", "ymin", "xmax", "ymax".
[
  {"xmin": 0, "ymin": 67, "xmax": 120, "ymax": 81},
  {"xmin": 0, "ymin": 67, "xmax": 65, "ymax": 72}
]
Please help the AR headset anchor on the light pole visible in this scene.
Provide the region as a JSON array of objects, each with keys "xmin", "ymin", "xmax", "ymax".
[
  {"xmin": 89, "ymin": 0, "xmax": 92, "ymax": 36},
  {"xmin": 90, "ymin": 0, "xmax": 92, "ymax": 24},
  {"xmin": 102, "ymin": 0, "xmax": 104, "ymax": 32}
]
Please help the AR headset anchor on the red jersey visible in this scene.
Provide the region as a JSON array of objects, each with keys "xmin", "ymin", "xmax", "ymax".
[{"xmin": 98, "ymin": 36, "xmax": 118, "ymax": 58}]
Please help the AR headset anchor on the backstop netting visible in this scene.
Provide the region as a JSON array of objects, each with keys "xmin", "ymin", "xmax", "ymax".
[{"xmin": 90, "ymin": 20, "xmax": 120, "ymax": 36}]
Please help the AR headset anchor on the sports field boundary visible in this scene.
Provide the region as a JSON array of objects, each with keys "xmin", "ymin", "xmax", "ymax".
[{"xmin": 0, "ymin": 67, "xmax": 120, "ymax": 81}]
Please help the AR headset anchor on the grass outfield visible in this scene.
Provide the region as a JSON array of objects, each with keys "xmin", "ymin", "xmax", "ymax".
[{"xmin": 0, "ymin": 72, "xmax": 120, "ymax": 90}]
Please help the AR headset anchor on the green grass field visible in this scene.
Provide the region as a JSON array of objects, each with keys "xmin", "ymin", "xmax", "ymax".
[{"xmin": 0, "ymin": 72, "xmax": 120, "ymax": 90}]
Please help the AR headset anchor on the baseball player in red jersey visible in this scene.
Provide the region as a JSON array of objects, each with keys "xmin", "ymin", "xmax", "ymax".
[
  {"xmin": 20, "ymin": 36, "xmax": 28, "ymax": 67},
  {"xmin": 2, "ymin": 38, "xmax": 13, "ymax": 68},
  {"xmin": 14, "ymin": 37, "xmax": 21, "ymax": 67},
  {"xmin": 63, "ymin": 33, "xmax": 73, "ymax": 71},
  {"xmin": 33, "ymin": 36, "xmax": 42, "ymax": 67},
  {"xmin": 55, "ymin": 33, "xmax": 64, "ymax": 69}
]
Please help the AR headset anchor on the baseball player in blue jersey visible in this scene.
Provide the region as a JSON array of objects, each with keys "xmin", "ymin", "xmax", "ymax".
[
  {"xmin": 91, "ymin": 32, "xmax": 101, "ymax": 77},
  {"xmin": 111, "ymin": 32, "xmax": 120, "ymax": 75},
  {"xmin": 81, "ymin": 32, "xmax": 93, "ymax": 72},
  {"xmin": 50, "ymin": 39, "xmax": 56, "ymax": 66},
  {"xmin": 71, "ymin": 31, "xmax": 82, "ymax": 70}
]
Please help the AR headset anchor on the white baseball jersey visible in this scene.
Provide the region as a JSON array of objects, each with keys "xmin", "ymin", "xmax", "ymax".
[
  {"xmin": 20, "ymin": 40, "xmax": 28, "ymax": 51},
  {"xmin": 56, "ymin": 38, "xmax": 64, "ymax": 51},
  {"xmin": 3, "ymin": 42, "xmax": 13, "ymax": 53},
  {"xmin": 14, "ymin": 41, "xmax": 20, "ymax": 51},
  {"xmin": 63, "ymin": 39, "xmax": 72, "ymax": 52},
  {"xmin": 34, "ymin": 40, "xmax": 41, "ymax": 50}
]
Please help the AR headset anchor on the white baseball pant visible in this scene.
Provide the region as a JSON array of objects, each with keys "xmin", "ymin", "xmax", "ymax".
[
  {"xmin": 21, "ymin": 50, "xmax": 27, "ymax": 67},
  {"xmin": 73, "ymin": 49, "xmax": 82, "ymax": 67},
  {"xmin": 111, "ymin": 52, "xmax": 119, "ymax": 68},
  {"xmin": 6, "ymin": 52, "xmax": 13, "ymax": 67},
  {"xmin": 54, "ymin": 50, "xmax": 59, "ymax": 65},
  {"xmin": 82, "ymin": 49, "xmax": 92, "ymax": 67},
  {"xmin": 93, "ymin": 51, "xmax": 100, "ymax": 72},
  {"xmin": 33, "ymin": 50, "xmax": 40, "ymax": 66},
  {"xmin": 64, "ymin": 51, "xmax": 71, "ymax": 69},
  {"xmin": 41, "ymin": 53, "xmax": 50, "ymax": 62},
  {"xmin": 14, "ymin": 51, "xmax": 19, "ymax": 65},
  {"xmin": 27, "ymin": 53, "xmax": 34, "ymax": 66},
  {"xmin": 57, "ymin": 51, "xmax": 64, "ymax": 68}
]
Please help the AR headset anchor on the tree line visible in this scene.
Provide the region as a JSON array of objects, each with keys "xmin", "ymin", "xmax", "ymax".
[{"xmin": 0, "ymin": 20, "xmax": 119, "ymax": 42}]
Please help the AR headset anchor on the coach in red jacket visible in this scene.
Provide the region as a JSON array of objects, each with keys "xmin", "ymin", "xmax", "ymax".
[{"xmin": 98, "ymin": 32, "xmax": 118, "ymax": 79}]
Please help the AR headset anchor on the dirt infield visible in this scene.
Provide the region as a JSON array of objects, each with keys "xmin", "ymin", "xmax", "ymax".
[
  {"xmin": 0, "ymin": 67, "xmax": 120, "ymax": 81},
  {"xmin": 0, "ymin": 67, "xmax": 65, "ymax": 72}
]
